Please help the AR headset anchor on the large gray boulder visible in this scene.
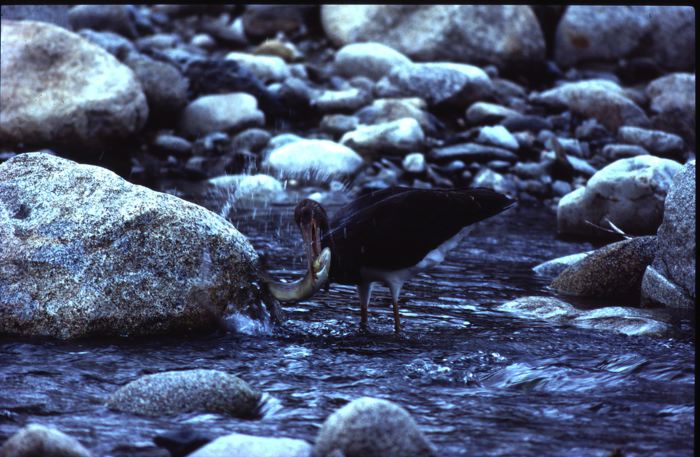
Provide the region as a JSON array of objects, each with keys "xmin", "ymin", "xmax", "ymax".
[
  {"xmin": 550, "ymin": 236, "xmax": 657, "ymax": 300},
  {"xmin": 0, "ymin": 424, "xmax": 92, "ymax": 457},
  {"xmin": 557, "ymin": 155, "xmax": 682, "ymax": 237},
  {"xmin": 314, "ymin": 397, "xmax": 436, "ymax": 457},
  {"xmin": 0, "ymin": 153, "xmax": 277, "ymax": 339},
  {"xmin": 554, "ymin": 6, "xmax": 695, "ymax": 71},
  {"xmin": 189, "ymin": 433, "xmax": 312, "ymax": 457},
  {"xmin": 646, "ymin": 73, "xmax": 696, "ymax": 150},
  {"xmin": 531, "ymin": 79, "xmax": 649, "ymax": 132},
  {"xmin": 107, "ymin": 369, "xmax": 261, "ymax": 418},
  {"xmin": 0, "ymin": 20, "xmax": 148, "ymax": 150},
  {"xmin": 321, "ymin": 5, "xmax": 545, "ymax": 68},
  {"xmin": 641, "ymin": 160, "xmax": 696, "ymax": 309}
]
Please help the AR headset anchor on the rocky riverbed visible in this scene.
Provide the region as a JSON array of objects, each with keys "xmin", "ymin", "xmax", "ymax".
[{"xmin": 0, "ymin": 5, "xmax": 695, "ymax": 457}]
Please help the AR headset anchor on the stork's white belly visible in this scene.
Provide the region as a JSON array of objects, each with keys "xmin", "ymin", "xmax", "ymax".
[{"xmin": 360, "ymin": 224, "xmax": 475, "ymax": 291}]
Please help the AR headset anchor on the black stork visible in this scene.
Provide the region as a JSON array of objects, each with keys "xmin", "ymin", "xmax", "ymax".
[{"xmin": 265, "ymin": 187, "xmax": 516, "ymax": 334}]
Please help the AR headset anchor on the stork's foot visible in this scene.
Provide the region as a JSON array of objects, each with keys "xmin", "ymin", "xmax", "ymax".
[{"xmin": 392, "ymin": 299, "xmax": 401, "ymax": 335}]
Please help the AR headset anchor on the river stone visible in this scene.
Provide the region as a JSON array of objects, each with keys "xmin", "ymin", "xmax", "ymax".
[
  {"xmin": 572, "ymin": 307, "xmax": 671, "ymax": 337},
  {"xmin": 209, "ymin": 174, "xmax": 284, "ymax": 205},
  {"xmin": 355, "ymin": 98, "xmax": 441, "ymax": 136},
  {"xmin": 78, "ymin": 29, "xmax": 136, "ymax": 59},
  {"xmin": 477, "ymin": 125, "xmax": 519, "ymax": 150},
  {"xmin": 602, "ymin": 144, "xmax": 649, "ymax": 161},
  {"xmin": 225, "ymin": 51, "xmax": 290, "ymax": 82},
  {"xmin": 403, "ymin": 152, "xmax": 426, "ymax": 174},
  {"xmin": 550, "ymin": 236, "xmax": 657, "ymax": 300},
  {"xmin": 430, "ymin": 143, "xmax": 518, "ymax": 163},
  {"xmin": 107, "ymin": 369, "xmax": 261, "ymax": 418},
  {"xmin": 496, "ymin": 296, "xmax": 579, "ymax": 320},
  {"xmin": 68, "ymin": 4, "xmax": 138, "ymax": 38},
  {"xmin": 466, "ymin": 102, "xmax": 520, "ymax": 124},
  {"xmin": 557, "ymin": 155, "xmax": 682, "ymax": 237},
  {"xmin": 340, "ymin": 118, "xmax": 425, "ymax": 155},
  {"xmin": 617, "ymin": 126, "xmax": 684, "ymax": 158},
  {"xmin": 123, "ymin": 52, "xmax": 189, "ymax": 118},
  {"xmin": 375, "ymin": 62, "xmax": 492, "ymax": 108},
  {"xmin": 188, "ymin": 433, "xmax": 311, "ymax": 457},
  {"xmin": 0, "ymin": 20, "xmax": 148, "ymax": 150},
  {"xmin": 641, "ymin": 160, "xmax": 695, "ymax": 309},
  {"xmin": 314, "ymin": 397, "xmax": 436, "ymax": 457},
  {"xmin": 313, "ymin": 87, "xmax": 372, "ymax": 114},
  {"xmin": 532, "ymin": 251, "xmax": 593, "ymax": 277},
  {"xmin": 264, "ymin": 139, "xmax": 363, "ymax": 185},
  {"xmin": 471, "ymin": 168, "xmax": 517, "ymax": 195},
  {"xmin": 0, "ymin": 153, "xmax": 276, "ymax": 339},
  {"xmin": 645, "ymin": 73, "xmax": 696, "ymax": 150},
  {"xmin": 320, "ymin": 114, "xmax": 360, "ymax": 136},
  {"xmin": 334, "ymin": 42, "xmax": 412, "ymax": 81},
  {"xmin": 321, "ymin": 5, "xmax": 544, "ymax": 68},
  {"xmin": 554, "ymin": 6, "xmax": 695, "ymax": 71},
  {"xmin": 0, "ymin": 424, "xmax": 92, "ymax": 457},
  {"xmin": 179, "ymin": 93, "xmax": 265, "ymax": 138},
  {"xmin": 531, "ymin": 79, "xmax": 649, "ymax": 132}
]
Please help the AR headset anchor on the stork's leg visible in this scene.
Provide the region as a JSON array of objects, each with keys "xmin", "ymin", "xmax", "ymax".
[
  {"xmin": 387, "ymin": 281, "xmax": 404, "ymax": 334},
  {"xmin": 357, "ymin": 282, "xmax": 373, "ymax": 329}
]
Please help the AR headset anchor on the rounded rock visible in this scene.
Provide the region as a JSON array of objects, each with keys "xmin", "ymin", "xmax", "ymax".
[
  {"xmin": 334, "ymin": 42, "xmax": 412, "ymax": 81},
  {"xmin": 179, "ymin": 93, "xmax": 265, "ymax": 138}
]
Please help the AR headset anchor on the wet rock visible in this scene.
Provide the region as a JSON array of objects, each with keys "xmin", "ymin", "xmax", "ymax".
[
  {"xmin": 0, "ymin": 424, "xmax": 92, "ymax": 457},
  {"xmin": 107, "ymin": 369, "xmax": 261, "ymax": 418},
  {"xmin": 375, "ymin": 62, "xmax": 492, "ymax": 108},
  {"xmin": 231, "ymin": 128, "xmax": 271, "ymax": 153},
  {"xmin": 0, "ymin": 153, "xmax": 275, "ymax": 339},
  {"xmin": 355, "ymin": 98, "xmax": 442, "ymax": 136},
  {"xmin": 314, "ymin": 88, "xmax": 372, "ymax": 114},
  {"xmin": 531, "ymin": 79, "xmax": 649, "ymax": 132},
  {"xmin": 78, "ymin": 29, "xmax": 135, "ymax": 59},
  {"xmin": 153, "ymin": 133, "xmax": 192, "ymax": 156},
  {"xmin": 242, "ymin": 5, "xmax": 317, "ymax": 41},
  {"xmin": 340, "ymin": 118, "xmax": 424, "ymax": 155},
  {"xmin": 500, "ymin": 114, "xmax": 552, "ymax": 133},
  {"xmin": 135, "ymin": 33, "xmax": 180, "ymax": 51},
  {"xmin": 602, "ymin": 144, "xmax": 649, "ymax": 161},
  {"xmin": 645, "ymin": 73, "xmax": 696, "ymax": 149},
  {"xmin": 179, "ymin": 93, "xmax": 265, "ymax": 138},
  {"xmin": 124, "ymin": 53, "xmax": 189, "ymax": 118},
  {"xmin": 466, "ymin": 102, "xmax": 520, "ymax": 124},
  {"xmin": 321, "ymin": 5, "xmax": 544, "ymax": 68},
  {"xmin": 68, "ymin": 4, "xmax": 137, "ymax": 38},
  {"xmin": 0, "ymin": 20, "xmax": 148, "ymax": 150},
  {"xmin": 320, "ymin": 114, "xmax": 359, "ymax": 136},
  {"xmin": 551, "ymin": 236, "xmax": 657, "ymax": 300},
  {"xmin": 264, "ymin": 139, "xmax": 363, "ymax": 185},
  {"xmin": 334, "ymin": 42, "xmax": 412, "ymax": 81},
  {"xmin": 191, "ymin": 33, "xmax": 217, "ymax": 50},
  {"xmin": 497, "ymin": 296, "xmax": 579, "ymax": 320},
  {"xmin": 557, "ymin": 155, "xmax": 682, "ymax": 237},
  {"xmin": 572, "ymin": 307, "xmax": 670, "ymax": 337},
  {"xmin": 641, "ymin": 160, "xmax": 695, "ymax": 309},
  {"xmin": 513, "ymin": 162, "xmax": 548, "ymax": 180},
  {"xmin": 430, "ymin": 143, "xmax": 518, "ymax": 163},
  {"xmin": 533, "ymin": 251, "xmax": 593, "ymax": 277},
  {"xmin": 551, "ymin": 180, "xmax": 573, "ymax": 197},
  {"xmin": 253, "ymin": 39, "xmax": 303, "ymax": 62},
  {"xmin": 188, "ymin": 432, "xmax": 311, "ymax": 457},
  {"xmin": 477, "ymin": 125, "xmax": 518, "ymax": 150},
  {"xmin": 471, "ymin": 168, "xmax": 516, "ymax": 195},
  {"xmin": 617, "ymin": 126, "xmax": 684, "ymax": 158},
  {"xmin": 209, "ymin": 174, "xmax": 284, "ymax": 205},
  {"xmin": 574, "ymin": 118, "xmax": 613, "ymax": 142},
  {"xmin": 225, "ymin": 52, "xmax": 290, "ymax": 82},
  {"xmin": 542, "ymin": 150, "xmax": 597, "ymax": 178},
  {"xmin": 0, "ymin": 5, "xmax": 71, "ymax": 28},
  {"xmin": 554, "ymin": 6, "xmax": 695, "ymax": 72},
  {"xmin": 314, "ymin": 397, "xmax": 436, "ymax": 457},
  {"xmin": 153, "ymin": 428, "xmax": 214, "ymax": 457},
  {"xmin": 403, "ymin": 153, "xmax": 426, "ymax": 174}
]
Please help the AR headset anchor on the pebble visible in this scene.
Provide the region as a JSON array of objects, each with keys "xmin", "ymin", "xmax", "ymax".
[
  {"xmin": 341, "ymin": 118, "xmax": 425, "ymax": 155},
  {"xmin": 602, "ymin": 144, "xmax": 649, "ymax": 161},
  {"xmin": 466, "ymin": 102, "xmax": 520, "ymax": 124},
  {"xmin": 430, "ymin": 143, "xmax": 518, "ymax": 163},
  {"xmin": 334, "ymin": 41, "xmax": 412, "ymax": 81},
  {"xmin": 477, "ymin": 125, "xmax": 519, "ymax": 150},
  {"xmin": 225, "ymin": 51, "xmax": 290, "ymax": 82},
  {"xmin": 320, "ymin": 114, "xmax": 360, "ymax": 136},
  {"xmin": 314, "ymin": 87, "xmax": 372, "ymax": 113},
  {"xmin": 500, "ymin": 114, "xmax": 552, "ymax": 132},
  {"xmin": 264, "ymin": 139, "xmax": 364, "ymax": 184},
  {"xmin": 402, "ymin": 153, "xmax": 426, "ymax": 173},
  {"xmin": 617, "ymin": 126, "xmax": 684, "ymax": 157},
  {"xmin": 153, "ymin": 133, "xmax": 192, "ymax": 155}
]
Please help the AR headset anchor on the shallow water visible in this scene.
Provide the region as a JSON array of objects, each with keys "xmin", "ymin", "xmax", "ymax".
[{"xmin": 0, "ymin": 191, "xmax": 694, "ymax": 456}]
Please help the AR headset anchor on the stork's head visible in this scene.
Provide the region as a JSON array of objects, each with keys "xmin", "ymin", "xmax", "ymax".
[{"xmin": 294, "ymin": 198, "xmax": 330, "ymax": 275}]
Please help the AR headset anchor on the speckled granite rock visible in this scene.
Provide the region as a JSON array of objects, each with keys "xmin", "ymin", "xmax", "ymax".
[
  {"xmin": 107, "ymin": 369, "xmax": 261, "ymax": 418},
  {"xmin": 551, "ymin": 236, "xmax": 657, "ymax": 300},
  {"xmin": 0, "ymin": 424, "xmax": 92, "ymax": 457},
  {"xmin": 314, "ymin": 397, "xmax": 436, "ymax": 457},
  {"xmin": 0, "ymin": 153, "xmax": 278, "ymax": 339},
  {"xmin": 0, "ymin": 20, "xmax": 148, "ymax": 150},
  {"xmin": 641, "ymin": 160, "xmax": 696, "ymax": 309}
]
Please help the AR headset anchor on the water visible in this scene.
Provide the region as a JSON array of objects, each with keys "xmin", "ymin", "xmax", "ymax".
[{"xmin": 0, "ymin": 195, "xmax": 694, "ymax": 456}]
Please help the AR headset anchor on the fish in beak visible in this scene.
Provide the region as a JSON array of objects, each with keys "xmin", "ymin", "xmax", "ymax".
[{"xmin": 265, "ymin": 247, "xmax": 331, "ymax": 302}]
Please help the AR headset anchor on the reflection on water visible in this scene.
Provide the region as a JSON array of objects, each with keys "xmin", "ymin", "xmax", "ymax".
[{"xmin": 0, "ymin": 194, "xmax": 694, "ymax": 457}]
